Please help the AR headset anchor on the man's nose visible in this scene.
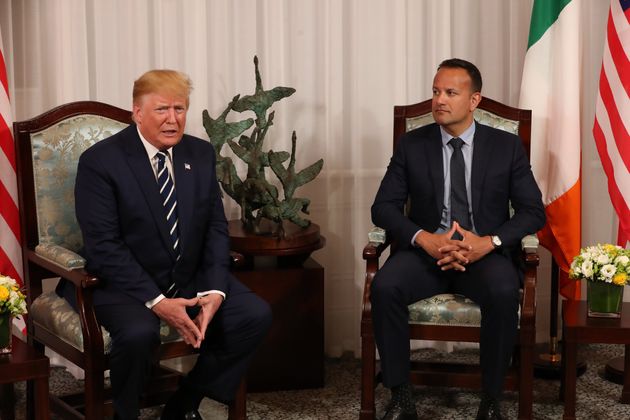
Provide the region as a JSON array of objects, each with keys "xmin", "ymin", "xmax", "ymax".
[{"xmin": 166, "ymin": 108, "xmax": 177, "ymax": 122}]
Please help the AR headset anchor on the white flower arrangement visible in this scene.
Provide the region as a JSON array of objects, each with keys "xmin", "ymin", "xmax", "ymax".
[
  {"xmin": 0, "ymin": 274, "xmax": 27, "ymax": 317},
  {"xmin": 569, "ymin": 244, "xmax": 630, "ymax": 286}
]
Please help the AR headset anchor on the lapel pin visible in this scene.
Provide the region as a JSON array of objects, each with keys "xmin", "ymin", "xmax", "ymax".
[{"xmin": 184, "ymin": 163, "xmax": 191, "ymax": 170}]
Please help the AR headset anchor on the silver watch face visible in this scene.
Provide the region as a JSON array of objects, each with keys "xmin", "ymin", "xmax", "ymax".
[{"xmin": 492, "ymin": 235, "xmax": 502, "ymax": 247}]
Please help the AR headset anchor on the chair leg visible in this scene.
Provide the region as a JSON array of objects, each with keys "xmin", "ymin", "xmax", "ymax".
[
  {"xmin": 360, "ymin": 329, "xmax": 377, "ymax": 420},
  {"xmin": 518, "ymin": 340, "xmax": 534, "ymax": 420},
  {"xmin": 84, "ymin": 365, "xmax": 105, "ymax": 420},
  {"xmin": 228, "ymin": 378, "xmax": 247, "ymax": 420}
]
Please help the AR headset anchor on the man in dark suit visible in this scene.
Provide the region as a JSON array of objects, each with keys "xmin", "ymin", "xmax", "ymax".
[
  {"xmin": 370, "ymin": 59, "xmax": 545, "ymax": 420},
  {"xmin": 60, "ymin": 69, "xmax": 272, "ymax": 420}
]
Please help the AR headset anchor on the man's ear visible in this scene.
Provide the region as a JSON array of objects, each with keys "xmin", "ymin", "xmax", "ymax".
[
  {"xmin": 132, "ymin": 104, "xmax": 141, "ymax": 124},
  {"xmin": 470, "ymin": 92, "xmax": 481, "ymax": 112}
]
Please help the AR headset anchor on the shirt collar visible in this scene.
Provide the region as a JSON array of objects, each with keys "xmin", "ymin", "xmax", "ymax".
[
  {"xmin": 136, "ymin": 126, "xmax": 173, "ymax": 160},
  {"xmin": 439, "ymin": 120, "xmax": 476, "ymax": 148}
]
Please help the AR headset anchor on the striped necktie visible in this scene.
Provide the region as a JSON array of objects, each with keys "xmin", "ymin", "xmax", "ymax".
[
  {"xmin": 156, "ymin": 151, "xmax": 180, "ymax": 297},
  {"xmin": 449, "ymin": 137, "xmax": 471, "ymax": 240}
]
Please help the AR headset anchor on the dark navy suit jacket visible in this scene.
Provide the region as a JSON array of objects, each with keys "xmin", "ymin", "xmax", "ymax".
[
  {"xmin": 62, "ymin": 124, "xmax": 231, "ymax": 306},
  {"xmin": 371, "ymin": 121, "xmax": 545, "ymax": 258}
]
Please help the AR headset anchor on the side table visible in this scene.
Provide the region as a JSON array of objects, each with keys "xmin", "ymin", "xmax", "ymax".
[
  {"xmin": 0, "ymin": 335, "xmax": 50, "ymax": 420},
  {"xmin": 234, "ymin": 258, "xmax": 324, "ymax": 391},
  {"xmin": 562, "ymin": 300, "xmax": 630, "ymax": 420}
]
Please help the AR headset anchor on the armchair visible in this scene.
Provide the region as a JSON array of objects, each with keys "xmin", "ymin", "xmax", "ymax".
[
  {"xmin": 360, "ymin": 97, "xmax": 540, "ymax": 420},
  {"xmin": 14, "ymin": 101, "xmax": 246, "ymax": 419}
]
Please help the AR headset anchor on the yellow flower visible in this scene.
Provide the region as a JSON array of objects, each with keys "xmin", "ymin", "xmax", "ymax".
[
  {"xmin": 613, "ymin": 273, "xmax": 627, "ymax": 286},
  {"xmin": 604, "ymin": 244, "xmax": 618, "ymax": 254},
  {"xmin": 0, "ymin": 285, "xmax": 9, "ymax": 302}
]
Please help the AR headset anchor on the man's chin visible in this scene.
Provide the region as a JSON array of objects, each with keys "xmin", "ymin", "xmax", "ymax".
[{"xmin": 159, "ymin": 135, "xmax": 183, "ymax": 146}]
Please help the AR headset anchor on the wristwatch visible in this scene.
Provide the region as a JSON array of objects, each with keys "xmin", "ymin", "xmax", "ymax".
[{"xmin": 491, "ymin": 235, "xmax": 502, "ymax": 249}]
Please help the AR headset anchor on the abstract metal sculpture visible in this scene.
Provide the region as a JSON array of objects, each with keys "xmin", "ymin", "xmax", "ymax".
[{"xmin": 203, "ymin": 56, "xmax": 323, "ymax": 237}]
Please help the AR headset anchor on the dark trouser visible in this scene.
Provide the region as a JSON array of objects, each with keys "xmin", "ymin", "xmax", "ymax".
[
  {"xmin": 370, "ymin": 248, "xmax": 519, "ymax": 398},
  {"xmin": 94, "ymin": 278, "xmax": 272, "ymax": 419}
]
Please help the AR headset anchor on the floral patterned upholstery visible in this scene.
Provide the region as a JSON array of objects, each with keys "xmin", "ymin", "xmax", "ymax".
[
  {"xmin": 31, "ymin": 292, "xmax": 181, "ymax": 354},
  {"xmin": 408, "ymin": 293, "xmax": 481, "ymax": 326},
  {"xmin": 26, "ymin": 115, "xmax": 184, "ymax": 349},
  {"xmin": 406, "ymin": 108, "xmax": 519, "ymax": 135},
  {"xmin": 30, "ymin": 115, "xmax": 128, "ymax": 253}
]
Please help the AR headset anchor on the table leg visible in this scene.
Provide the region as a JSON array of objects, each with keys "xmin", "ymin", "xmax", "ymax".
[
  {"xmin": 0, "ymin": 382, "xmax": 15, "ymax": 420},
  {"xmin": 622, "ymin": 344, "xmax": 630, "ymax": 404},
  {"xmin": 563, "ymin": 340, "xmax": 577, "ymax": 420},
  {"xmin": 34, "ymin": 377, "xmax": 50, "ymax": 420}
]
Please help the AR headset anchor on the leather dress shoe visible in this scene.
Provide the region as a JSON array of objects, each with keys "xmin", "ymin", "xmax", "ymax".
[
  {"xmin": 160, "ymin": 408, "xmax": 203, "ymax": 420},
  {"xmin": 381, "ymin": 400, "xmax": 418, "ymax": 420},
  {"xmin": 182, "ymin": 410, "xmax": 203, "ymax": 420},
  {"xmin": 475, "ymin": 395, "xmax": 504, "ymax": 420}
]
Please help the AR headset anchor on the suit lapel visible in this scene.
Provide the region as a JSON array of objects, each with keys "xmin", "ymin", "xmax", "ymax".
[
  {"xmin": 172, "ymin": 139, "xmax": 195, "ymax": 252},
  {"xmin": 427, "ymin": 125, "xmax": 445, "ymax": 218},
  {"xmin": 122, "ymin": 126, "xmax": 178, "ymax": 261},
  {"xmin": 471, "ymin": 122, "xmax": 491, "ymax": 218}
]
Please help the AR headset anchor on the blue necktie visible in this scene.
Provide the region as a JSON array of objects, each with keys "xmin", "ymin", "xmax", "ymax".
[
  {"xmin": 156, "ymin": 151, "xmax": 180, "ymax": 297},
  {"xmin": 449, "ymin": 137, "xmax": 471, "ymax": 239}
]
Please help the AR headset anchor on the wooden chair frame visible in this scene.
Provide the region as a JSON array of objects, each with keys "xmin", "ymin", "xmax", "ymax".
[
  {"xmin": 360, "ymin": 97, "xmax": 539, "ymax": 420},
  {"xmin": 14, "ymin": 101, "xmax": 246, "ymax": 420}
]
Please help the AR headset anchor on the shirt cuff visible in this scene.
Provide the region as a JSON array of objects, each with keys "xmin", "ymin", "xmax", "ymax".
[
  {"xmin": 411, "ymin": 229, "xmax": 424, "ymax": 247},
  {"xmin": 198, "ymin": 290, "xmax": 226, "ymax": 300},
  {"xmin": 145, "ymin": 294, "xmax": 166, "ymax": 309}
]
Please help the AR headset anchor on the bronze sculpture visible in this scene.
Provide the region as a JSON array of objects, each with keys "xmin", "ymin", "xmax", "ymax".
[{"xmin": 203, "ymin": 56, "xmax": 323, "ymax": 237}]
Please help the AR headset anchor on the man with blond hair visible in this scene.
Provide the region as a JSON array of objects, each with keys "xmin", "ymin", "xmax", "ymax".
[{"xmin": 58, "ymin": 69, "xmax": 271, "ymax": 419}]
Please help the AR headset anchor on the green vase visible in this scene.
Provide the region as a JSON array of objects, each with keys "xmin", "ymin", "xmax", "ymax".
[
  {"xmin": 587, "ymin": 280, "xmax": 624, "ymax": 318},
  {"xmin": 0, "ymin": 312, "xmax": 12, "ymax": 354}
]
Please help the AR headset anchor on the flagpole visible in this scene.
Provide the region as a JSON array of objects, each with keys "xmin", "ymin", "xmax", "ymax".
[{"xmin": 534, "ymin": 259, "xmax": 587, "ymax": 378}]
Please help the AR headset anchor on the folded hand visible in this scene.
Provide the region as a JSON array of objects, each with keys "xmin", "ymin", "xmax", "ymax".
[{"xmin": 152, "ymin": 297, "xmax": 202, "ymax": 348}]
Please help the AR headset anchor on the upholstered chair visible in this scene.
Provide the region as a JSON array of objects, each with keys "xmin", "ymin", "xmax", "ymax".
[
  {"xmin": 14, "ymin": 101, "xmax": 246, "ymax": 419},
  {"xmin": 360, "ymin": 97, "xmax": 540, "ymax": 420}
]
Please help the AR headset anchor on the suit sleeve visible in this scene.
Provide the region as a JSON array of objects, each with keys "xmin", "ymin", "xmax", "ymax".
[
  {"xmin": 194, "ymin": 149, "xmax": 231, "ymax": 294},
  {"xmin": 371, "ymin": 137, "xmax": 423, "ymax": 245},
  {"xmin": 493, "ymin": 136, "xmax": 546, "ymax": 248},
  {"xmin": 75, "ymin": 150, "xmax": 163, "ymax": 303}
]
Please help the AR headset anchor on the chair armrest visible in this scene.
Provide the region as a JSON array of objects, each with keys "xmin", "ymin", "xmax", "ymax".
[
  {"xmin": 230, "ymin": 251, "xmax": 245, "ymax": 268},
  {"xmin": 368, "ymin": 226, "xmax": 386, "ymax": 244},
  {"xmin": 519, "ymin": 235, "xmax": 540, "ymax": 329},
  {"xmin": 362, "ymin": 227, "xmax": 393, "ymax": 317},
  {"xmin": 521, "ymin": 234, "xmax": 539, "ymax": 254},
  {"xmin": 26, "ymin": 249, "xmax": 100, "ymax": 289},
  {"xmin": 35, "ymin": 243, "xmax": 86, "ymax": 269},
  {"xmin": 363, "ymin": 226, "xmax": 391, "ymax": 261}
]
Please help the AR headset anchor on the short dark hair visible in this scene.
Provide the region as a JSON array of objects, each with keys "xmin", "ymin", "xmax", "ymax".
[{"xmin": 437, "ymin": 58, "xmax": 482, "ymax": 93}]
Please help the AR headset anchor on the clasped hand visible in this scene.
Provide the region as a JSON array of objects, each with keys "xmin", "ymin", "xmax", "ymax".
[
  {"xmin": 151, "ymin": 294, "xmax": 223, "ymax": 348},
  {"xmin": 415, "ymin": 222, "xmax": 494, "ymax": 271}
]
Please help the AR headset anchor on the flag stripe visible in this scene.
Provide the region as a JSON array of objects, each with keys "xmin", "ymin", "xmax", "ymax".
[
  {"xmin": 0, "ymin": 46, "xmax": 7, "ymax": 96},
  {"xmin": 0, "ymin": 248, "xmax": 20, "ymax": 284},
  {"xmin": 594, "ymin": 0, "xmax": 630, "ymax": 246},
  {"xmin": 527, "ymin": 0, "xmax": 572, "ymax": 47},
  {"xmin": 597, "ymin": 69, "xmax": 630, "ymax": 171},
  {"xmin": 0, "ymin": 181, "xmax": 20, "ymax": 240},
  {"xmin": 607, "ymin": 5, "xmax": 630, "ymax": 96}
]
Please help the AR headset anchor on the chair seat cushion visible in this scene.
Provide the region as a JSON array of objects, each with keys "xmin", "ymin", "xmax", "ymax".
[
  {"xmin": 30, "ymin": 291, "xmax": 182, "ymax": 353},
  {"xmin": 408, "ymin": 293, "xmax": 481, "ymax": 326}
]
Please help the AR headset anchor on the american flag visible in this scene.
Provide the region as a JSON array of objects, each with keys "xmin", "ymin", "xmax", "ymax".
[
  {"xmin": 0, "ymin": 28, "xmax": 23, "ymax": 281},
  {"xmin": 593, "ymin": 0, "xmax": 630, "ymax": 247}
]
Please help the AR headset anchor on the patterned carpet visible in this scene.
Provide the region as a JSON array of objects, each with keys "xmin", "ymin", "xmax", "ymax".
[{"xmin": 12, "ymin": 343, "xmax": 630, "ymax": 419}]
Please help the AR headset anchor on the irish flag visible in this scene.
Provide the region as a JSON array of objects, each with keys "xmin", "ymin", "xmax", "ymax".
[{"xmin": 519, "ymin": 0, "xmax": 582, "ymax": 300}]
